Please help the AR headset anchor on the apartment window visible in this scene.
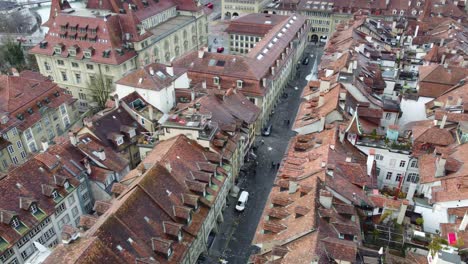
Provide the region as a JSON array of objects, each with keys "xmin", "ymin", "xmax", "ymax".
[
  {"xmin": 105, "ymin": 65, "xmax": 110, "ymax": 72},
  {"xmin": 2, "ymin": 160, "xmax": 8, "ymax": 169},
  {"xmin": 20, "ymin": 151, "xmax": 26, "ymax": 159},
  {"xmin": 116, "ymin": 137, "xmax": 124, "ymax": 146},
  {"xmin": 71, "ymin": 62, "xmax": 79, "ymax": 68},
  {"xmin": 7, "ymin": 145, "xmax": 14, "ymax": 154},
  {"xmin": 68, "ymin": 195, "xmax": 75, "ymax": 205},
  {"xmin": 55, "ymin": 202, "xmax": 66, "ymax": 216},
  {"xmin": 61, "ymin": 71, "xmax": 68, "ymax": 81},
  {"xmin": 60, "ymin": 104, "xmax": 67, "ymax": 115},
  {"xmin": 236, "ymin": 80, "xmax": 243, "ymax": 88},
  {"xmin": 20, "ymin": 244, "xmax": 36, "ymax": 261},
  {"xmin": 57, "ymin": 60, "xmax": 64, "ymax": 66},
  {"xmin": 410, "ymin": 160, "xmax": 418, "ymax": 168},
  {"xmin": 72, "ymin": 206, "xmax": 79, "ymax": 217},
  {"xmin": 75, "ymin": 73, "xmax": 81, "ymax": 84},
  {"xmin": 0, "ymin": 248, "xmax": 14, "ymax": 262},
  {"xmin": 385, "ymin": 113, "xmax": 392, "ymax": 120},
  {"xmin": 375, "ymin": 154, "xmax": 384, "ymax": 161},
  {"xmin": 44, "ymin": 62, "xmax": 51, "ymax": 71},
  {"xmin": 30, "ymin": 203, "xmax": 38, "ymax": 214},
  {"xmin": 16, "ymin": 141, "xmax": 22, "ymax": 149},
  {"xmin": 44, "ymin": 116, "xmax": 50, "ymax": 126},
  {"xmin": 63, "ymin": 116, "xmax": 70, "ymax": 127},
  {"xmin": 386, "ymin": 172, "xmax": 392, "ymax": 180},
  {"xmin": 399, "ymin": 160, "xmax": 406, "ymax": 167},
  {"xmin": 213, "ymin": 76, "xmax": 220, "ymax": 85},
  {"xmin": 28, "ymin": 142, "xmax": 37, "ymax": 152},
  {"xmin": 78, "ymin": 93, "xmax": 87, "ymax": 100},
  {"xmin": 25, "ymin": 129, "xmax": 33, "ymax": 141},
  {"xmin": 395, "ymin": 173, "xmax": 402, "ymax": 182},
  {"xmin": 86, "ymin": 64, "xmax": 94, "ymax": 70},
  {"xmin": 53, "ymin": 113, "xmax": 58, "ymax": 121}
]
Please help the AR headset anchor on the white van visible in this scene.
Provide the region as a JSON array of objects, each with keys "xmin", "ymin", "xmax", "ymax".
[{"xmin": 235, "ymin": 191, "xmax": 249, "ymax": 212}]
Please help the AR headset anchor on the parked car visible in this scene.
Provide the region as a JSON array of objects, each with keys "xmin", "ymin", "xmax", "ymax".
[
  {"xmin": 236, "ymin": 191, "xmax": 249, "ymax": 212},
  {"xmin": 262, "ymin": 124, "xmax": 272, "ymax": 136},
  {"xmin": 302, "ymin": 57, "xmax": 309, "ymax": 65},
  {"xmin": 206, "ymin": 2, "xmax": 213, "ymax": 8},
  {"xmin": 217, "ymin": 47, "xmax": 224, "ymax": 53}
]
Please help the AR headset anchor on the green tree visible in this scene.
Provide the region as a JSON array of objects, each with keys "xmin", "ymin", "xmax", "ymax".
[
  {"xmin": 415, "ymin": 218, "xmax": 424, "ymax": 226},
  {"xmin": 428, "ymin": 237, "xmax": 448, "ymax": 257},
  {"xmin": 88, "ymin": 74, "xmax": 112, "ymax": 112},
  {"xmin": 0, "ymin": 38, "xmax": 25, "ymax": 71}
]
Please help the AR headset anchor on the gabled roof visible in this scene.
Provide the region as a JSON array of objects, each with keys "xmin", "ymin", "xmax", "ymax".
[{"xmin": 44, "ymin": 135, "xmax": 227, "ymax": 263}]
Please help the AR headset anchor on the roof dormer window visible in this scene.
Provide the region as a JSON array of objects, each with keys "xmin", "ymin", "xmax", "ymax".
[
  {"xmin": 30, "ymin": 203, "xmax": 38, "ymax": 214},
  {"xmin": 52, "ymin": 190, "xmax": 59, "ymax": 199},
  {"xmin": 236, "ymin": 80, "xmax": 243, "ymax": 88},
  {"xmin": 116, "ymin": 137, "xmax": 124, "ymax": 146},
  {"xmin": 400, "ymin": 10, "xmax": 404, "ymax": 15},
  {"xmin": 186, "ymin": 213, "xmax": 192, "ymax": 225},
  {"xmin": 54, "ymin": 45, "xmax": 63, "ymax": 54},
  {"xmin": 392, "ymin": 9, "xmax": 397, "ymax": 15},
  {"xmin": 167, "ymin": 247, "xmax": 173, "ymax": 257},
  {"xmin": 64, "ymin": 180, "xmax": 70, "ymax": 190},
  {"xmin": 11, "ymin": 217, "xmax": 20, "ymax": 229},
  {"xmin": 177, "ymin": 230, "xmax": 182, "ymax": 242},
  {"xmin": 213, "ymin": 76, "xmax": 220, "ymax": 85},
  {"xmin": 416, "ymin": 1, "xmax": 421, "ymax": 6},
  {"xmin": 69, "ymin": 48, "xmax": 77, "ymax": 57}
]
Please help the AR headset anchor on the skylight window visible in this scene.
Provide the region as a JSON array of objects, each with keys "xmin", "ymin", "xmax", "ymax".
[
  {"xmin": 278, "ymin": 33, "xmax": 283, "ymax": 38},
  {"xmin": 286, "ymin": 24, "xmax": 291, "ymax": 28},
  {"xmin": 273, "ymin": 38, "xmax": 278, "ymax": 43},
  {"xmin": 268, "ymin": 43, "xmax": 274, "ymax": 48},
  {"xmin": 257, "ymin": 54, "xmax": 264, "ymax": 60},
  {"xmin": 263, "ymin": 48, "xmax": 269, "ymax": 54},
  {"xmin": 282, "ymin": 28, "xmax": 287, "ymax": 32}
]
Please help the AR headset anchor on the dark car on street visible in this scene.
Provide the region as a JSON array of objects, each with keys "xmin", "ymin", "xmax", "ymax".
[
  {"xmin": 262, "ymin": 124, "xmax": 272, "ymax": 136},
  {"xmin": 302, "ymin": 57, "xmax": 309, "ymax": 65}
]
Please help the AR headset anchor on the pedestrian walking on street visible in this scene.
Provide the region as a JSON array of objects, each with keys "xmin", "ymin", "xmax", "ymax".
[
  {"xmin": 287, "ymin": 119, "xmax": 290, "ymax": 125},
  {"xmin": 261, "ymin": 139, "xmax": 265, "ymax": 145},
  {"xmin": 271, "ymin": 161, "xmax": 275, "ymax": 168},
  {"xmin": 277, "ymin": 163, "xmax": 280, "ymax": 169}
]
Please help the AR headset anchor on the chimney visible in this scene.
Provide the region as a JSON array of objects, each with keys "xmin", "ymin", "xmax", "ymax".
[
  {"xmin": 288, "ymin": 181, "xmax": 298, "ymax": 194},
  {"xmin": 148, "ymin": 106, "xmax": 154, "ymax": 121},
  {"xmin": 435, "ymin": 156, "xmax": 446, "ymax": 177},
  {"xmin": 440, "ymin": 38, "xmax": 445, "ymax": 46},
  {"xmin": 441, "ymin": 53, "xmax": 446, "ymax": 64},
  {"xmin": 440, "ymin": 114, "xmax": 447, "ymax": 129},
  {"xmin": 319, "ymin": 190, "xmax": 333, "ymax": 209},
  {"xmin": 271, "ymin": 66, "xmax": 275, "ymax": 75},
  {"xmin": 190, "ymin": 89, "xmax": 195, "ymax": 101},
  {"xmin": 83, "ymin": 117, "xmax": 93, "ymax": 128},
  {"xmin": 149, "ymin": 67, "xmax": 154, "ymax": 76},
  {"xmin": 457, "ymin": 96, "xmax": 463, "ymax": 106},
  {"xmin": 367, "ymin": 149, "xmax": 375, "ymax": 176},
  {"xmin": 97, "ymin": 148, "xmax": 106, "ymax": 161},
  {"xmin": 41, "ymin": 138, "xmax": 49, "ymax": 151},
  {"xmin": 114, "ymin": 94, "xmax": 119, "ymax": 109},
  {"xmin": 414, "ymin": 25, "xmax": 419, "ymax": 37},
  {"xmin": 11, "ymin": 68, "xmax": 19, "ymax": 76},
  {"xmin": 262, "ymin": 78, "xmax": 267, "ymax": 88},
  {"xmin": 198, "ymin": 49, "xmax": 204, "ymax": 59},
  {"xmin": 386, "ymin": 0, "xmax": 390, "ymax": 5},
  {"xmin": 202, "ymin": 80, "xmax": 207, "ymax": 89},
  {"xmin": 68, "ymin": 131, "xmax": 77, "ymax": 146},
  {"xmin": 392, "ymin": 21, "xmax": 397, "ymax": 30},
  {"xmin": 408, "ymin": 0, "xmax": 411, "ymax": 6},
  {"xmin": 166, "ymin": 64, "xmax": 174, "ymax": 76},
  {"xmin": 83, "ymin": 159, "xmax": 92, "ymax": 175}
]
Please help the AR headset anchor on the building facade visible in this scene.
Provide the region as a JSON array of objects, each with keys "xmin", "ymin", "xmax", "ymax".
[
  {"xmin": 30, "ymin": 0, "xmax": 208, "ymax": 111},
  {"xmin": 0, "ymin": 146, "xmax": 92, "ymax": 264},
  {"xmin": 0, "ymin": 71, "xmax": 79, "ymax": 172}
]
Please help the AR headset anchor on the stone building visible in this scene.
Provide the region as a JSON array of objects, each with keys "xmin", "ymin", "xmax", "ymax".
[
  {"xmin": 42, "ymin": 135, "xmax": 234, "ymax": 264},
  {"xmin": 175, "ymin": 14, "xmax": 309, "ymax": 131},
  {"xmin": 0, "ymin": 71, "xmax": 79, "ymax": 171},
  {"xmin": 0, "ymin": 144, "xmax": 92, "ymax": 264},
  {"xmin": 30, "ymin": 0, "xmax": 208, "ymax": 111}
]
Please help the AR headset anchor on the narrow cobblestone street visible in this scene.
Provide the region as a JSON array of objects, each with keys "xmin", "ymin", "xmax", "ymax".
[{"xmin": 205, "ymin": 45, "xmax": 324, "ymax": 264}]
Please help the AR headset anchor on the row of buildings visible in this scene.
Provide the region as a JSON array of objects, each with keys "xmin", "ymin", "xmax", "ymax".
[
  {"xmin": 0, "ymin": 12, "xmax": 310, "ymax": 264},
  {"xmin": 247, "ymin": 8, "xmax": 468, "ymax": 263},
  {"xmin": 224, "ymin": 0, "xmax": 467, "ymax": 44}
]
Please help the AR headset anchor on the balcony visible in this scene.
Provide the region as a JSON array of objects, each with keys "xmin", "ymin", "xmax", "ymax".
[{"xmin": 356, "ymin": 136, "xmax": 412, "ymax": 154}]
